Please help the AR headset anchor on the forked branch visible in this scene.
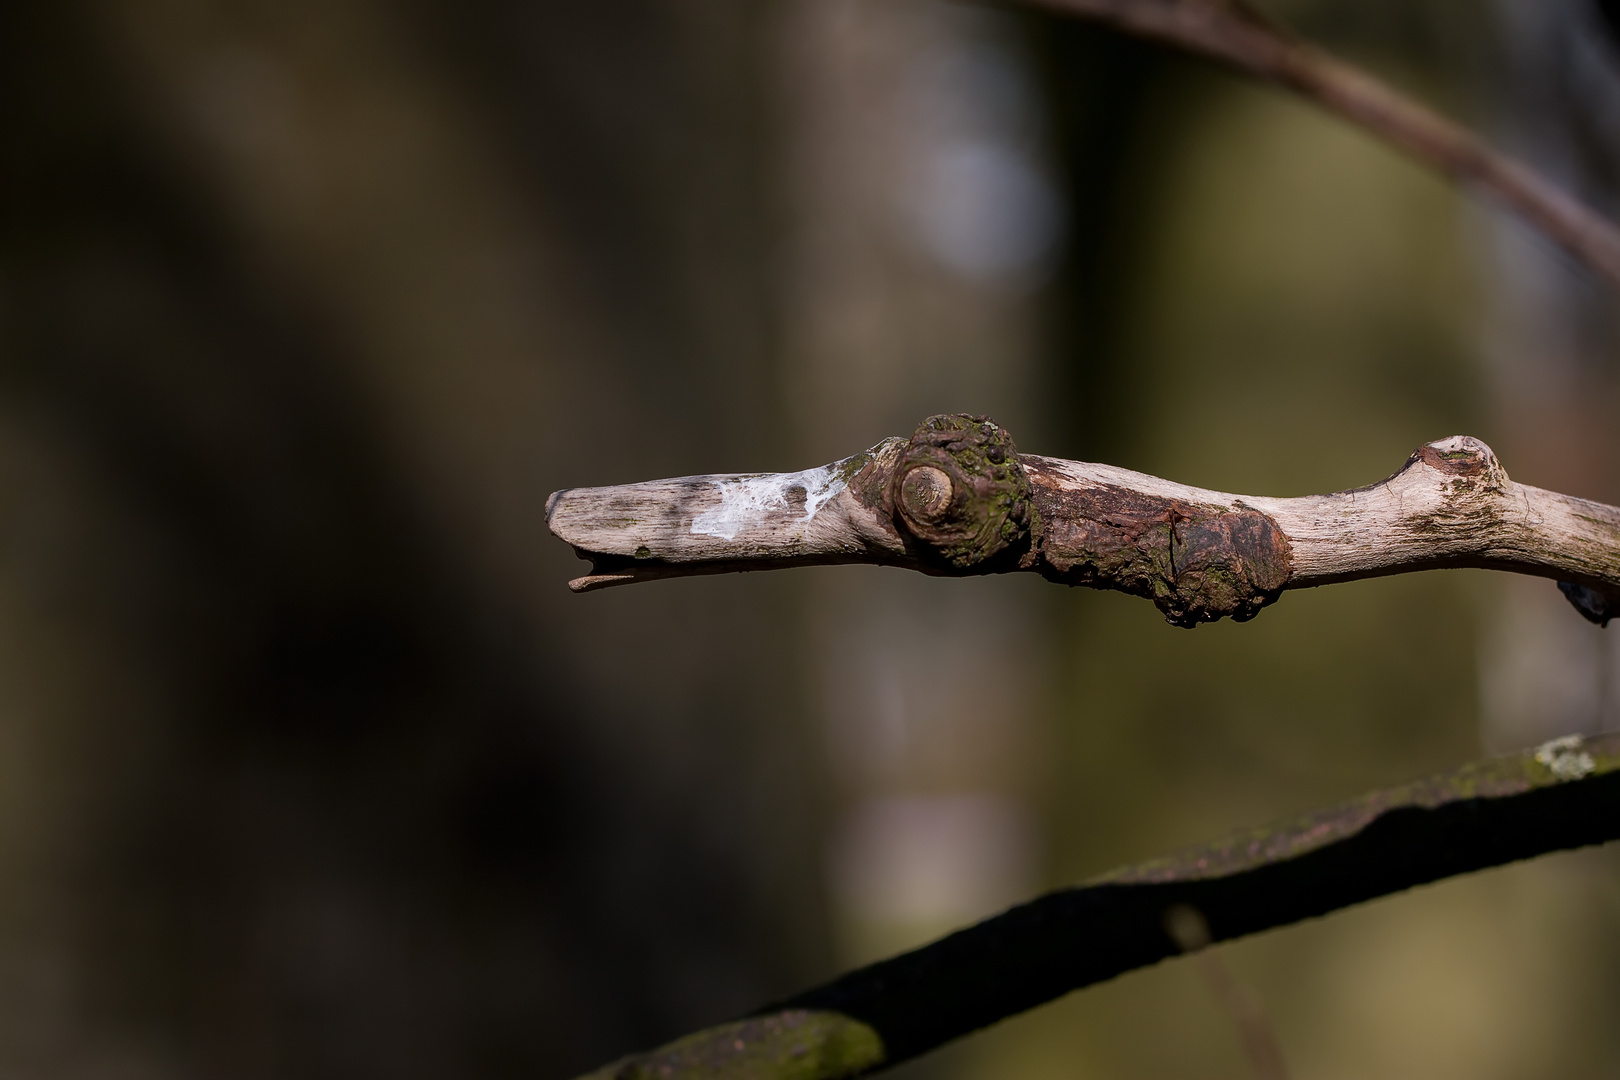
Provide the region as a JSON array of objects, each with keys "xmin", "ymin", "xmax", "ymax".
[
  {"xmin": 1007, "ymin": 0, "xmax": 1620, "ymax": 291},
  {"xmin": 547, "ymin": 414, "xmax": 1620, "ymax": 628},
  {"xmin": 575, "ymin": 733, "xmax": 1620, "ymax": 1080}
]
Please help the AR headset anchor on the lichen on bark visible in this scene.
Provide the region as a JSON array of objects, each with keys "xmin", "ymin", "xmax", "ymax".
[
  {"xmin": 888, "ymin": 415, "xmax": 1036, "ymax": 570},
  {"xmin": 875, "ymin": 416, "xmax": 1292, "ymax": 625},
  {"xmin": 569, "ymin": 734, "xmax": 1620, "ymax": 1080},
  {"xmin": 577, "ymin": 1010, "xmax": 884, "ymax": 1080}
]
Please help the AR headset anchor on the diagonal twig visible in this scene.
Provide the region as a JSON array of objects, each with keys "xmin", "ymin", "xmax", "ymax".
[
  {"xmin": 1004, "ymin": 0, "xmax": 1620, "ymax": 291},
  {"xmin": 574, "ymin": 732, "xmax": 1620, "ymax": 1080},
  {"xmin": 547, "ymin": 414, "xmax": 1620, "ymax": 628},
  {"xmin": 1166, "ymin": 904, "xmax": 1292, "ymax": 1080}
]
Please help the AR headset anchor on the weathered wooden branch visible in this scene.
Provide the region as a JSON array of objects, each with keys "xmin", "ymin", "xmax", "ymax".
[
  {"xmin": 547, "ymin": 414, "xmax": 1620, "ymax": 627},
  {"xmin": 1004, "ymin": 0, "xmax": 1620, "ymax": 291},
  {"xmin": 575, "ymin": 733, "xmax": 1620, "ymax": 1080}
]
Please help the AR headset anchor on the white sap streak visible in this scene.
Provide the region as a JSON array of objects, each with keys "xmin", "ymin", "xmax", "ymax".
[{"xmin": 690, "ymin": 463, "xmax": 848, "ymax": 540}]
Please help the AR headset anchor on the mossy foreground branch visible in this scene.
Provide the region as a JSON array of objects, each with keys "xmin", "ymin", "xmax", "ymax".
[
  {"xmin": 576, "ymin": 733, "xmax": 1620, "ymax": 1080},
  {"xmin": 548, "ymin": 414, "xmax": 1620, "ymax": 627}
]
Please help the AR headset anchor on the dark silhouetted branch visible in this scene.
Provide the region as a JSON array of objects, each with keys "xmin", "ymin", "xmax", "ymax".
[
  {"xmin": 576, "ymin": 732, "xmax": 1620, "ymax": 1080},
  {"xmin": 548, "ymin": 415, "xmax": 1620, "ymax": 627},
  {"xmin": 1004, "ymin": 0, "xmax": 1620, "ymax": 290}
]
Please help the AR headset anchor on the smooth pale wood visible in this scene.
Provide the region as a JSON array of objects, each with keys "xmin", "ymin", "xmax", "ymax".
[
  {"xmin": 1024, "ymin": 436, "xmax": 1620, "ymax": 592},
  {"xmin": 545, "ymin": 438, "xmax": 911, "ymax": 590},
  {"xmin": 547, "ymin": 435, "xmax": 1620, "ymax": 601}
]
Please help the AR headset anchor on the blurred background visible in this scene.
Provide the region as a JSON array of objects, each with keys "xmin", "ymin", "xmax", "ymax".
[{"xmin": 2, "ymin": 0, "xmax": 1619, "ymax": 1077}]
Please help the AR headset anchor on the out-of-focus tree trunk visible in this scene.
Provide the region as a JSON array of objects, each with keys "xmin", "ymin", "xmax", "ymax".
[
  {"xmin": 1477, "ymin": 0, "xmax": 1620, "ymax": 751},
  {"xmin": 0, "ymin": 2, "xmax": 828, "ymax": 1077}
]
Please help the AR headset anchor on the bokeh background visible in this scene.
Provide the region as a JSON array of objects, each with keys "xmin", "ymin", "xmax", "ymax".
[{"xmin": 3, "ymin": 0, "xmax": 1620, "ymax": 1077}]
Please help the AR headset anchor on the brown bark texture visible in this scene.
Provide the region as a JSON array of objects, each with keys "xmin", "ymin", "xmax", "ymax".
[{"xmin": 548, "ymin": 415, "xmax": 1620, "ymax": 628}]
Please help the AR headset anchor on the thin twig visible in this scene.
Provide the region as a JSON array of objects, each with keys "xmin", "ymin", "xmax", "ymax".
[
  {"xmin": 548, "ymin": 414, "xmax": 1620, "ymax": 628},
  {"xmin": 1166, "ymin": 904, "xmax": 1292, "ymax": 1080},
  {"xmin": 1006, "ymin": 0, "xmax": 1620, "ymax": 291},
  {"xmin": 574, "ymin": 732, "xmax": 1620, "ymax": 1080}
]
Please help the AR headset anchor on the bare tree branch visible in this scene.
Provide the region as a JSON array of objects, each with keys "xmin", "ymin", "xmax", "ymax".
[
  {"xmin": 574, "ymin": 732, "xmax": 1620, "ymax": 1080},
  {"xmin": 547, "ymin": 415, "xmax": 1620, "ymax": 627},
  {"xmin": 1004, "ymin": 0, "xmax": 1620, "ymax": 291}
]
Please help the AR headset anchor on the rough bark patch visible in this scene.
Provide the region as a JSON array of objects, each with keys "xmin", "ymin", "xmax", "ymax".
[{"xmin": 1024, "ymin": 460, "xmax": 1292, "ymax": 627}]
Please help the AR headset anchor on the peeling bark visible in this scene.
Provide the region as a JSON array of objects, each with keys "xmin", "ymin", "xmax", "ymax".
[{"xmin": 546, "ymin": 415, "xmax": 1620, "ymax": 627}]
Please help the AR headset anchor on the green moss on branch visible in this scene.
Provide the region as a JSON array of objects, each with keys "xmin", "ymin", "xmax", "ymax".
[{"xmin": 574, "ymin": 733, "xmax": 1620, "ymax": 1080}]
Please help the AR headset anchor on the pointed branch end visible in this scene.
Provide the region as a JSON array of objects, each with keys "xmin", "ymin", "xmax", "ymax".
[
  {"xmin": 568, "ymin": 571, "xmax": 636, "ymax": 593},
  {"xmin": 564, "ymin": 556, "xmax": 701, "ymax": 592},
  {"xmin": 548, "ymin": 487, "xmax": 664, "ymax": 592}
]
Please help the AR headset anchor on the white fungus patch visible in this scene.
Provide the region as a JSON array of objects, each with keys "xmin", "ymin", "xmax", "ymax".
[
  {"xmin": 1533, "ymin": 734, "xmax": 1595, "ymax": 782},
  {"xmin": 690, "ymin": 464, "xmax": 848, "ymax": 540}
]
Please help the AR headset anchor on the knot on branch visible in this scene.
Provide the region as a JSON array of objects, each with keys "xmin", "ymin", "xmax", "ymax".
[
  {"xmin": 1023, "ymin": 462, "xmax": 1291, "ymax": 628},
  {"xmin": 891, "ymin": 414, "xmax": 1034, "ymax": 570},
  {"xmin": 1163, "ymin": 508, "xmax": 1292, "ymax": 626},
  {"xmin": 1412, "ymin": 436, "xmax": 1509, "ymax": 493}
]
